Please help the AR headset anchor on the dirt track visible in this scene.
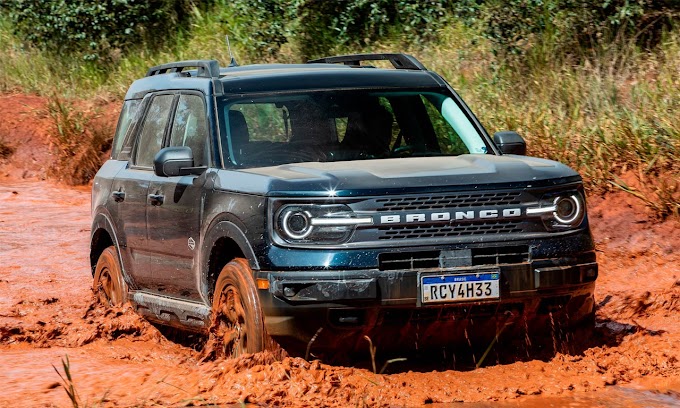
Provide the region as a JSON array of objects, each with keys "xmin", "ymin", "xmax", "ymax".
[{"xmin": 1, "ymin": 95, "xmax": 679, "ymax": 407}]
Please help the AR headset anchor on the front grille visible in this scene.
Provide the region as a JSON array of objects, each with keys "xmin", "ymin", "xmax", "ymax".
[
  {"xmin": 374, "ymin": 192, "xmax": 523, "ymax": 212},
  {"xmin": 379, "ymin": 251, "xmax": 440, "ymax": 270},
  {"xmin": 378, "ymin": 220, "xmax": 525, "ymax": 240},
  {"xmin": 471, "ymin": 245, "xmax": 530, "ymax": 266},
  {"xmin": 378, "ymin": 245, "xmax": 530, "ymax": 270}
]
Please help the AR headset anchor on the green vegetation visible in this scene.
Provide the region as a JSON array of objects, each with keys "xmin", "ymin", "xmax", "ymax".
[
  {"xmin": 0, "ymin": 1, "xmax": 677, "ymax": 216},
  {"xmin": 5, "ymin": 0, "xmax": 195, "ymax": 62},
  {"xmin": 53, "ymin": 355, "xmax": 80, "ymax": 408}
]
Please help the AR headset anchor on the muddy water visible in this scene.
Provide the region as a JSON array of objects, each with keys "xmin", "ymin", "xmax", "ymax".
[
  {"xmin": 1, "ymin": 179, "xmax": 679, "ymax": 407},
  {"xmin": 463, "ymin": 384, "xmax": 680, "ymax": 407}
]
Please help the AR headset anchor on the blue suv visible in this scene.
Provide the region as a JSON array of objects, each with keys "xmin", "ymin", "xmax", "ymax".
[{"xmin": 90, "ymin": 54, "xmax": 597, "ymax": 358}]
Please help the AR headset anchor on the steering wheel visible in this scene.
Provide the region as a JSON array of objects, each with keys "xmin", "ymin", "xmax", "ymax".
[{"xmin": 391, "ymin": 144, "xmax": 414, "ymax": 157}]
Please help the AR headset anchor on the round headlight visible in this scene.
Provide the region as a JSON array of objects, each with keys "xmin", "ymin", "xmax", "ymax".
[
  {"xmin": 553, "ymin": 195, "xmax": 583, "ymax": 225},
  {"xmin": 282, "ymin": 210, "xmax": 313, "ymax": 239}
]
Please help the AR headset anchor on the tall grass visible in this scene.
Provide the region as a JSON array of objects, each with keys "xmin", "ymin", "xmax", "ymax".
[
  {"xmin": 46, "ymin": 95, "xmax": 111, "ymax": 185},
  {"xmin": 0, "ymin": 11, "xmax": 677, "ymax": 216}
]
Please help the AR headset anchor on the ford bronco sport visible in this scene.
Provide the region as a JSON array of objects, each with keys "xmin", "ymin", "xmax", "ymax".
[{"xmin": 90, "ymin": 53, "xmax": 597, "ymax": 358}]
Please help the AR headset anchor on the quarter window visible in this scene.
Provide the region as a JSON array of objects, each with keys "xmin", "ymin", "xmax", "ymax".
[{"xmin": 135, "ymin": 94, "xmax": 174, "ymax": 167}]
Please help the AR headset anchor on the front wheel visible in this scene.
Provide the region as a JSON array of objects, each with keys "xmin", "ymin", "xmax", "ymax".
[
  {"xmin": 93, "ymin": 246, "xmax": 128, "ymax": 306},
  {"xmin": 207, "ymin": 258, "xmax": 265, "ymax": 358}
]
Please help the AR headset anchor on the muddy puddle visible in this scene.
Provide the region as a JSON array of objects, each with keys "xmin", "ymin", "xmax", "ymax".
[
  {"xmin": 463, "ymin": 383, "xmax": 680, "ymax": 407},
  {"xmin": 1, "ymin": 177, "xmax": 679, "ymax": 406}
]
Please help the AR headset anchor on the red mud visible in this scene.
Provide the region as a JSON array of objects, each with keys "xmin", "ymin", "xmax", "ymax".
[{"xmin": 1, "ymin": 94, "xmax": 679, "ymax": 407}]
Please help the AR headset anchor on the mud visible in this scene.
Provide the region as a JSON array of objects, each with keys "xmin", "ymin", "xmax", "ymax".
[{"xmin": 1, "ymin": 94, "xmax": 679, "ymax": 406}]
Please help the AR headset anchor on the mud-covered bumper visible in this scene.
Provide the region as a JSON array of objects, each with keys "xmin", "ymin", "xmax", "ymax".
[{"xmin": 256, "ymin": 246, "xmax": 597, "ymax": 351}]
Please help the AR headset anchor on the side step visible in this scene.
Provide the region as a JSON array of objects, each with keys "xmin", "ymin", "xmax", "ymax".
[{"xmin": 130, "ymin": 291, "xmax": 212, "ymax": 331}]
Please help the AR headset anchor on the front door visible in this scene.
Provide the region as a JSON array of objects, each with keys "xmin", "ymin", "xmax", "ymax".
[
  {"xmin": 119, "ymin": 93, "xmax": 175, "ymax": 290},
  {"xmin": 145, "ymin": 94, "xmax": 210, "ymax": 299}
]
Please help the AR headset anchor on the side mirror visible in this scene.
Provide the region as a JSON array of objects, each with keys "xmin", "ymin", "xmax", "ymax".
[
  {"xmin": 153, "ymin": 146, "xmax": 194, "ymax": 177},
  {"xmin": 493, "ymin": 131, "xmax": 526, "ymax": 155}
]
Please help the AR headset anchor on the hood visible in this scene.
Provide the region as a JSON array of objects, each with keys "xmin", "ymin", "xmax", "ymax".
[{"xmin": 215, "ymin": 155, "xmax": 581, "ymax": 197}]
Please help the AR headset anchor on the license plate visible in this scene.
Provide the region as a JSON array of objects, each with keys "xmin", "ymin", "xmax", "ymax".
[{"xmin": 421, "ymin": 270, "xmax": 500, "ymax": 304}]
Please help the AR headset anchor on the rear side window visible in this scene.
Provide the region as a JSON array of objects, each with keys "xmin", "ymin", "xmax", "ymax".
[
  {"xmin": 134, "ymin": 94, "xmax": 174, "ymax": 167},
  {"xmin": 112, "ymin": 100, "xmax": 140, "ymax": 160},
  {"xmin": 169, "ymin": 95, "xmax": 209, "ymax": 167}
]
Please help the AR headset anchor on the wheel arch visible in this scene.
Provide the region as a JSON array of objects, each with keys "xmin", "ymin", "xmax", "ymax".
[
  {"xmin": 200, "ymin": 218, "xmax": 260, "ymax": 303},
  {"xmin": 90, "ymin": 212, "xmax": 124, "ymax": 277}
]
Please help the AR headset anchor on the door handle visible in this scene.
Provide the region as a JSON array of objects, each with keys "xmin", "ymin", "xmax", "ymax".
[
  {"xmin": 148, "ymin": 193, "xmax": 164, "ymax": 206},
  {"xmin": 111, "ymin": 190, "xmax": 125, "ymax": 202}
]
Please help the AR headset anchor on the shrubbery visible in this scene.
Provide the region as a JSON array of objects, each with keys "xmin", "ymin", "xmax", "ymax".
[
  {"xmin": 4, "ymin": 0, "xmax": 195, "ymax": 61},
  {"xmin": 219, "ymin": 0, "xmax": 677, "ymax": 60},
  {"xmin": 478, "ymin": 0, "xmax": 678, "ymax": 56},
  {"xmin": 2, "ymin": 0, "xmax": 676, "ymax": 62}
]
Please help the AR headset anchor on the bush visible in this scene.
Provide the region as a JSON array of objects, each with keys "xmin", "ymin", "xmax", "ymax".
[
  {"xmin": 208, "ymin": 0, "xmax": 678, "ymax": 61},
  {"xmin": 295, "ymin": 0, "xmax": 451, "ymax": 59},
  {"xmin": 220, "ymin": 0, "xmax": 454, "ymax": 60},
  {"xmin": 5, "ymin": 0, "xmax": 195, "ymax": 61},
  {"xmin": 476, "ymin": 0, "xmax": 678, "ymax": 57}
]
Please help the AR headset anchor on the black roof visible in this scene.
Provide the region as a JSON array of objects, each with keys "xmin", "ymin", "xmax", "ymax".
[
  {"xmin": 218, "ymin": 65, "xmax": 443, "ymax": 94},
  {"xmin": 125, "ymin": 54, "xmax": 446, "ymax": 99}
]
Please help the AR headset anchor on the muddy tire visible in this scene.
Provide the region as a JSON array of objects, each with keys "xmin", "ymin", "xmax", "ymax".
[
  {"xmin": 207, "ymin": 258, "xmax": 265, "ymax": 358},
  {"xmin": 93, "ymin": 246, "xmax": 128, "ymax": 306}
]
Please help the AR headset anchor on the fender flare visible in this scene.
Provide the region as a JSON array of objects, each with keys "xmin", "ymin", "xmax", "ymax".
[
  {"xmin": 90, "ymin": 210, "xmax": 127, "ymax": 278},
  {"xmin": 199, "ymin": 217, "xmax": 260, "ymax": 301}
]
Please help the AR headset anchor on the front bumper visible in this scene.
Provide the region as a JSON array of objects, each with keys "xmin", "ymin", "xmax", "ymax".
[{"xmin": 256, "ymin": 246, "xmax": 597, "ymax": 352}]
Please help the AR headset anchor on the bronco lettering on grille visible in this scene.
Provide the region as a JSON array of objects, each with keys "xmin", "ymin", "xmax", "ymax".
[{"xmin": 379, "ymin": 208, "xmax": 523, "ymax": 224}]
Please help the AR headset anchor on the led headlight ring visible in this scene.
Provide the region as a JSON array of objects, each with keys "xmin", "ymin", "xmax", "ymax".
[
  {"xmin": 553, "ymin": 195, "xmax": 582, "ymax": 225},
  {"xmin": 281, "ymin": 210, "xmax": 313, "ymax": 240}
]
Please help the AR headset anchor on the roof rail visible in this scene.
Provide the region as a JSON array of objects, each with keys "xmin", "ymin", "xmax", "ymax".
[
  {"xmin": 308, "ymin": 53, "xmax": 426, "ymax": 71},
  {"xmin": 146, "ymin": 60, "xmax": 221, "ymax": 78}
]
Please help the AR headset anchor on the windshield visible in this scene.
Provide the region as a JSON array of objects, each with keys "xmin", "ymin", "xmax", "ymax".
[{"xmin": 218, "ymin": 89, "xmax": 490, "ymax": 168}]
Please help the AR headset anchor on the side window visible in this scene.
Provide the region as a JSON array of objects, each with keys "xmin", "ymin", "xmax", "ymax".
[
  {"xmin": 134, "ymin": 94, "xmax": 174, "ymax": 167},
  {"xmin": 112, "ymin": 99, "xmax": 140, "ymax": 160},
  {"xmin": 169, "ymin": 95, "xmax": 209, "ymax": 167}
]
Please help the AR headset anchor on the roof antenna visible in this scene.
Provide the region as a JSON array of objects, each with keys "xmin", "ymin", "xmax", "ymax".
[{"xmin": 225, "ymin": 35, "xmax": 239, "ymax": 67}]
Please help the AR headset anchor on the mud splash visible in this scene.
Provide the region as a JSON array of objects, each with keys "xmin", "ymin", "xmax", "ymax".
[{"xmin": 1, "ymin": 296, "xmax": 161, "ymax": 348}]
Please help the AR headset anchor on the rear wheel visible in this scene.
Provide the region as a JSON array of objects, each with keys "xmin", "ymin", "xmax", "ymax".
[
  {"xmin": 207, "ymin": 258, "xmax": 265, "ymax": 358},
  {"xmin": 93, "ymin": 246, "xmax": 128, "ymax": 306}
]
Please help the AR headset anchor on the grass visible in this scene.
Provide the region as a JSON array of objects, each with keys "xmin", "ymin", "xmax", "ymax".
[
  {"xmin": 363, "ymin": 335, "xmax": 407, "ymax": 374},
  {"xmin": 46, "ymin": 94, "xmax": 112, "ymax": 185},
  {"xmin": 0, "ymin": 10, "xmax": 677, "ymax": 216},
  {"xmin": 53, "ymin": 355, "xmax": 80, "ymax": 408}
]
